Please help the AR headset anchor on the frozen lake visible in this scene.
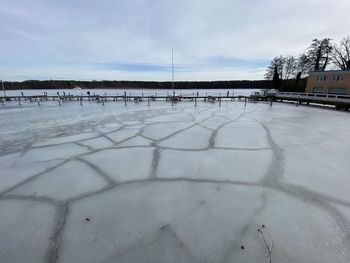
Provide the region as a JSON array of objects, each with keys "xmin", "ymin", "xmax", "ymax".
[{"xmin": 0, "ymin": 99, "xmax": 350, "ymax": 263}]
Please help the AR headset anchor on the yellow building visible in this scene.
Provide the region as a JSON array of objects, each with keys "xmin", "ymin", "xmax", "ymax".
[{"xmin": 305, "ymin": 70, "xmax": 350, "ymax": 95}]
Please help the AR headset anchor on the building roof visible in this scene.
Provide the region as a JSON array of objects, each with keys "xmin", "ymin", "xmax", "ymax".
[{"xmin": 309, "ymin": 70, "xmax": 350, "ymax": 75}]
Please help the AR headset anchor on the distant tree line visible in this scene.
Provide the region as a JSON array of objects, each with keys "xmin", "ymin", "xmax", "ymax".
[
  {"xmin": 3, "ymin": 80, "xmax": 277, "ymax": 90},
  {"xmin": 265, "ymin": 36, "xmax": 350, "ymax": 91}
]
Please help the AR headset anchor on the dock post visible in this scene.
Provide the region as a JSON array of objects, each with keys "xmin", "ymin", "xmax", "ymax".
[
  {"xmin": 227, "ymin": 90, "xmax": 229, "ymax": 98},
  {"xmin": 148, "ymin": 97, "xmax": 150, "ymax": 106},
  {"xmin": 171, "ymin": 97, "xmax": 174, "ymax": 106},
  {"xmin": 195, "ymin": 97, "xmax": 197, "ymax": 107},
  {"xmin": 245, "ymin": 98, "xmax": 247, "ymax": 108},
  {"xmin": 270, "ymin": 99, "xmax": 273, "ymax": 107}
]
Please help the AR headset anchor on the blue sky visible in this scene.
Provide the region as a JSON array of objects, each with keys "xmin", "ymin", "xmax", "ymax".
[{"xmin": 1, "ymin": 0, "xmax": 350, "ymax": 81}]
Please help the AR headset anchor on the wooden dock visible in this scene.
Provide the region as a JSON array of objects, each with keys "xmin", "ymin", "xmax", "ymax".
[
  {"xmin": 2, "ymin": 91, "xmax": 349, "ymax": 110},
  {"xmin": 275, "ymin": 92, "xmax": 350, "ymax": 110},
  {"xmin": 0, "ymin": 94, "xmax": 250, "ymax": 106}
]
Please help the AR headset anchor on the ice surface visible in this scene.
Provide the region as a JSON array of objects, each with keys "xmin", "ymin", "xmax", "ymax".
[
  {"xmin": 9, "ymin": 160, "xmax": 109, "ymax": 200},
  {"xmin": 33, "ymin": 132, "xmax": 100, "ymax": 147},
  {"xmin": 282, "ymin": 143, "xmax": 350, "ymax": 202},
  {"xmin": 142, "ymin": 122, "xmax": 193, "ymax": 140},
  {"xmin": 117, "ymin": 136, "xmax": 153, "ymax": 147},
  {"xmin": 200, "ymin": 116, "xmax": 228, "ymax": 130},
  {"xmin": 0, "ymin": 200, "xmax": 55, "ymax": 263},
  {"xmin": 215, "ymin": 121, "xmax": 269, "ymax": 148},
  {"xmin": 145, "ymin": 112, "xmax": 193, "ymax": 123},
  {"xmin": 58, "ymin": 182, "xmax": 266, "ymax": 263},
  {"xmin": 1, "ymin": 99, "xmax": 350, "ymax": 263},
  {"xmin": 15, "ymin": 143, "xmax": 88, "ymax": 165},
  {"xmin": 263, "ymin": 107, "xmax": 350, "ymax": 202},
  {"xmin": 81, "ymin": 147, "xmax": 154, "ymax": 182},
  {"xmin": 105, "ymin": 127, "xmax": 139, "ymax": 144},
  {"xmin": 0, "ymin": 153, "xmax": 63, "ymax": 193},
  {"xmin": 59, "ymin": 183, "xmax": 349, "ymax": 263},
  {"xmin": 158, "ymin": 125, "xmax": 212, "ymax": 149},
  {"xmin": 79, "ymin": 137, "xmax": 115, "ymax": 150},
  {"xmin": 157, "ymin": 149, "xmax": 272, "ymax": 182}
]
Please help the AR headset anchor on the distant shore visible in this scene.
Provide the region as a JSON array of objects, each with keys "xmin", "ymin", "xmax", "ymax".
[
  {"xmin": 2, "ymin": 79, "xmax": 306, "ymax": 92},
  {"xmin": 3, "ymin": 80, "xmax": 271, "ymax": 90}
]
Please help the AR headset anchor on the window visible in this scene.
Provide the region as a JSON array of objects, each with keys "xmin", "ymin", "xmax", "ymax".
[
  {"xmin": 328, "ymin": 87, "xmax": 346, "ymax": 95},
  {"xmin": 312, "ymin": 87, "xmax": 326, "ymax": 93},
  {"xmin": 332, "ymin": 75, "xmax": 344, "ymax": 82},
  {"xmin": 316, "ymin": 76, "xmax": 327, "ymax": 81}
]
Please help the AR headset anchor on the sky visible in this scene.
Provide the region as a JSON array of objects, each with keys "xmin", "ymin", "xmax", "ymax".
[{"xmin": 0, "ymin": 0, "xmax": 350, "ymax": 81}]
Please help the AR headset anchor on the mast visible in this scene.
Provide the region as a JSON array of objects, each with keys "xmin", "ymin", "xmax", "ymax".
[{"xmin": 172, "ymin": 48, "xmax": 174, "ymax": 94}]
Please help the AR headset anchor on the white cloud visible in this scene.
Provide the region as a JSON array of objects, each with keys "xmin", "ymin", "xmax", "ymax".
[{"xmin": 0, "ymin": 0, "xmax": 349, "ymax": 81}]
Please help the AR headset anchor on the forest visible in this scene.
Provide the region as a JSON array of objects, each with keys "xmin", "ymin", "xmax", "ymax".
[{"xmin": 2, "ymin": 79, "xmax": 306, "ymax": 92}]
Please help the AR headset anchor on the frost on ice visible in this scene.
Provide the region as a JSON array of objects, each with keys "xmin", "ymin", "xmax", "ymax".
[{"xmin": 0, "ymin": 100, "xmax": 350, "ymax": 263}]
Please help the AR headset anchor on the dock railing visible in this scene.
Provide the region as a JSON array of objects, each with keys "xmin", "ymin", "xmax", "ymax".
[{"xmin": 276, "ymin": 92, "xmax": 350, "ymax": 109}]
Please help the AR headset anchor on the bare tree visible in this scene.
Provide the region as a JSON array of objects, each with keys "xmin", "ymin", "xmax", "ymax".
[
  {"xmin": 296, "ymin": 53, "xmax": 310, "ymax": 77},
  {"xmin": 283, "ymin": 56, "xmax": 298, "ymax": 80},
  {"xmin": 265, "ymin": 56, "xmax": 283, "ymax": 80},
  {"xmin": 306, "ymin": 38, "xmax": 333, "ymax": 71},
  {"xmin": 332, "ymin": 36, "xmax": 350, "ymax": 70},
  {"xmin": 265, "ymin": 56, "xmax": 297, "ymax": 80}
]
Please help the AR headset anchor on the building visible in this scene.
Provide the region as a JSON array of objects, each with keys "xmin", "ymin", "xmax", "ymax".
[{"xmin": 305, "ymin": 70, "xmax": 350, "ymax": 95}]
